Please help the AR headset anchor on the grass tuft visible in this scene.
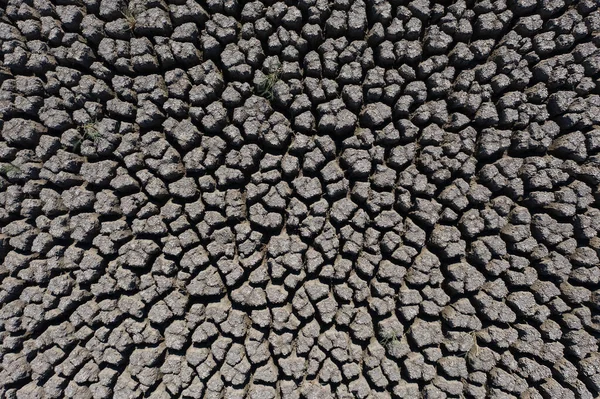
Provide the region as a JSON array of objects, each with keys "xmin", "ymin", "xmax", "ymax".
[
  {"xmin": 0, "ymin": 163, "xmax": 22, "ymax": 177},
  {"xmin": 75, "ymin": 120, "xmax": 102, "ymax": 151},
  {"xmin": 255, "ymin": 66, "xmax": 282, "ymax": 101},
  {"xmin": 463, "ymin": 331, "xmax": 480, "ymax": 358},
  {"xmin": 379, "ymin": 330, "xmax": 402, "ymax": 350},
  {"xmin": 121, "ymin": 8, "xmax": 137, "ymax": 34}
]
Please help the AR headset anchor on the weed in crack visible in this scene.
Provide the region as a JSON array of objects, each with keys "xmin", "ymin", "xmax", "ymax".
[
  {"xmin": 0, "ymin": 163, "xmax": 22, "ymax": 177},
  {"xmin": 121, "ymin": 8, "xmax": 137, "ymax": 35},
  {"xmin": 255, "ymin": 66, "xmax": 282, "ymax": 101},
  {"xmin": 75, "ymin": 120, "xmax": 103, "ymax": 152},
  {"xmin": 463, "ymin": 331, "xmax": 480, "ymax": 358},
  {"xmin": 379, "ymin": 330, "xmax": 402, "ymax": 351}
]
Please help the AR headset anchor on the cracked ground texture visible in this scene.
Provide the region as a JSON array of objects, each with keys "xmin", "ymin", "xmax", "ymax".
[{"xmin": 0, "ymin": 0, "xmax": 600, "ymax": 398}]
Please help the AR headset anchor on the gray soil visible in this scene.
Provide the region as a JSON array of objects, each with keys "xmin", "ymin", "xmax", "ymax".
[{"xmin": 1, "ymin": 0, "xmax": 600, "ymax": 398}]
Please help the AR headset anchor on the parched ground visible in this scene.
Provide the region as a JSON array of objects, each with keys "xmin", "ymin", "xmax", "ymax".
[{"xmin": 0, "ymin": 0, "xmax": 600, "ymax": 398}]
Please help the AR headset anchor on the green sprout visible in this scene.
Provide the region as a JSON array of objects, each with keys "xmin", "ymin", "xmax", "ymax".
[
  {"xmin": 0, "ymin": 163, "xmax": 22, "ymax": 177},
  {"xmin": 463, "ymin": 331, "xmax": 480, "ymax": 358},
  {"xmin": 121, "ymin": 8, "xmax": 137, "ymax": 34},
  {"xmin": 379, "ymin": 330, "xmax": 402, "ymax": 350},
  {"xmin": 75, "ymin": 120, "xmax": 102, "ymax": 151},
  {"xmin": 255, "ymin": 66, "xmax": 282, "ymax": 101}
]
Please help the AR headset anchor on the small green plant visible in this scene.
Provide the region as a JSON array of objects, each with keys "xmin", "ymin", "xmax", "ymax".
[
  {"xmin": 75, "ymin": 120, "xmax": 102, "ymax": 151},
  {"xmin": 463, "ymin": 331, "xmax": 480, "ymax": 358},
  {"xmin": 255, "ymin": 66, "xmax": 282, "ymax": 100},
  {"xmin": 380, "ymin": 330, "xmax": 402, "ymax": 350},
  {"xmin": 121, "ymin": 8, "xmax": 137, "ymax": 33},
  {"xmin": 0, "ymin": 163, "xmax": 22, "ymax": 177},
  {"xmin": 83, "ymin": 121, "xmax": 101, "ymax": 140}
]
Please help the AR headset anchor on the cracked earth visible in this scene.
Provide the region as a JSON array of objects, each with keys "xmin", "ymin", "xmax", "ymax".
[{"xmin": 0, "ymin": 0, "xmax": 600, "ymax": 398}]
